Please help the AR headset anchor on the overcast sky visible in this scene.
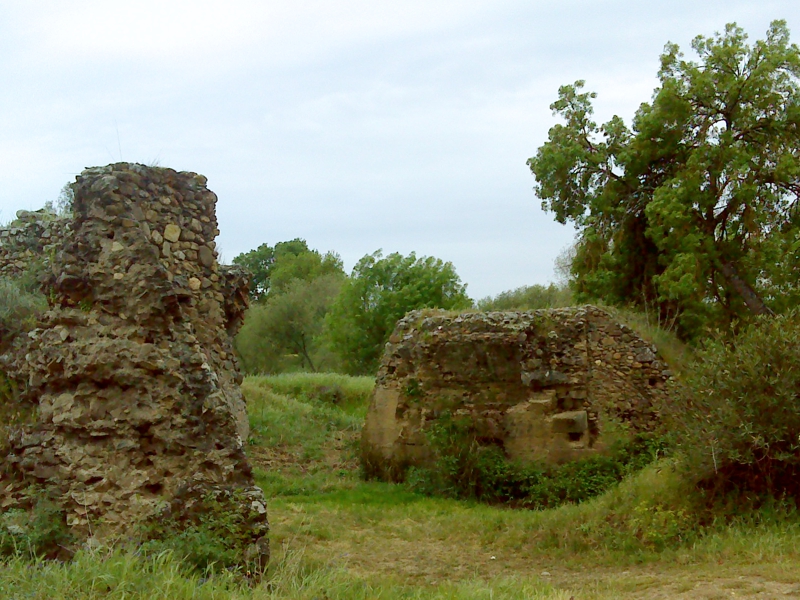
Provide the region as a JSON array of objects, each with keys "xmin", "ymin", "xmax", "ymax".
[{"xmin": 1, "ymin": 1, "xmax": 798, "ymax": 299}]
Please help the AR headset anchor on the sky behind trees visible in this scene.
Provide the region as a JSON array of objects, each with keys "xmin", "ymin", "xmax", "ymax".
[{"xmin": 1, "ymin": 1, "xmax": 798, "ymax": 298}]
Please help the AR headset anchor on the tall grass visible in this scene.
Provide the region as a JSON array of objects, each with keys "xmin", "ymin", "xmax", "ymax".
[
  {"xmin": 243, "ymin": 377, "xmax": 367, "ymax": 498},
  {"xmin": 0, "ymin": 274, "xmax": 47, "ymax": 345},
  {"xmin": 0, "ymin": 547, "xmax": 572, "ymax": 599},
  {"xmin": 244, "ymin": 381, "xmax": 363, "ymax": 456}
]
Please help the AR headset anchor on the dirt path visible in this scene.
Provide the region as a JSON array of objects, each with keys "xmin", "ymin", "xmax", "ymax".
[
  {"xmin": 551, "ymin": 566, "xmax": 800, "ymax": 599},
  {"xmin": 272, "ymin": 510, "xmax": 800, "ymax": 599}
]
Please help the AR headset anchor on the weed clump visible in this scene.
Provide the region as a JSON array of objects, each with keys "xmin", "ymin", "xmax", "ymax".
[
  {"xmin": 0, "ymin": 491, "xmax": 75, "ymax": 560},
  {"xmin": 0, "ymin": 274, "xmax": 47, "ymax": 348},
  {"xmin": 139, "ymin": 489, "xmax": 268, "ymax": 576}
]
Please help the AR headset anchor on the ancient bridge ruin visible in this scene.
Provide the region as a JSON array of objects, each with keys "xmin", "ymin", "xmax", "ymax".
[
  {"xmin": 0, "ymin": 163, "xmax": 268, "ymax": 564},
  {"xmin": 362, "ymin": 306, "xmax": 672, "ymax": 480}
]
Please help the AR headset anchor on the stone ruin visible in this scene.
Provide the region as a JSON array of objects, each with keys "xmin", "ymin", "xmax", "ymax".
[
  {"xmin": 362, "ymin": 306, "xmax": 672, "ymax": 479},
  {"xmin": 0, "ymin": 209, "xmax": 71, "ymax": 280},
  {"xmin": 0, "ymin": 163, "xmax": 269, "ymax": 564}
]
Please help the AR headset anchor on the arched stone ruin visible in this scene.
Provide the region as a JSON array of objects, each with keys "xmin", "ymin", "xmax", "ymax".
[
  {"xmin": 0, "ymin": 163, "xmax": 268, "ymax": 564},
  {"xmin": 362, "ymin": 306, "xmax": 672, "ymax": 480}
]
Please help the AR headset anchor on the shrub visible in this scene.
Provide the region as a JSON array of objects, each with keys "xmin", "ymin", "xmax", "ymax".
[
  {"xmin": 667, "ymin": 310, "xmax": 800, "ymax": 500},
  {"xmin": 325, "ymin": 250, "xmax": 472, "ymax": 375},
  {"xmin": 234, "ymin": 275, "xmax": 343, "ymax": 374}
]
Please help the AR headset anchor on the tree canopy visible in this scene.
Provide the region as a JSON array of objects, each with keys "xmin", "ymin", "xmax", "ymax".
[
  {"xmin": 232, "ymin": 238, "xmax": 343, "ymax": 302},
  {"xmin": 528, "ymin": 21, "xmax": 800, "ymax": 338},
  {"xmin": 325, "ymin": 251, "xmax": 472, "ymax": 375}
]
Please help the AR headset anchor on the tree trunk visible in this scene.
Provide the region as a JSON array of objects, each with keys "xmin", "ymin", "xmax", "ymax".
[
  {"xmin": 719, "ymin": 260, "xmax": 774, "ymax": 316},
  {"xmin": 299, "ymin": 338, "xmax": 317, "ymax": 372}
]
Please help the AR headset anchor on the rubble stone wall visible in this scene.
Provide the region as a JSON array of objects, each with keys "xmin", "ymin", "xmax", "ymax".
[
  {"xmin": 0, "ymin": 209, "xmax": 71, "ymax": 280},
  {"xmin": 0, "ymin": 163, "xmax": 268, "ymax": 563},
  {"xmin": 362, "ymin": 306, "xmax": 672, "ymax": 480}
]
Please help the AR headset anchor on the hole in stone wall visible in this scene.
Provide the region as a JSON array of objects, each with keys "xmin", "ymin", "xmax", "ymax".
[
  {"xmin": 475, "ymin": 436, "xmax": 504, "ymax": 448},
  {"xmin": 567, "ymin": 432, "xmax": 583, "ymax": 442},
  {"xmin": 648, "ymin": 377, "xmax": 658, "ymax": 386}
]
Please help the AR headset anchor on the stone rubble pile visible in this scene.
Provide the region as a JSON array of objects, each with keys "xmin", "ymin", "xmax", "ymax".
[{"xmin": 0, "ymin": 163, "xmax": 268, "ymax": 564}]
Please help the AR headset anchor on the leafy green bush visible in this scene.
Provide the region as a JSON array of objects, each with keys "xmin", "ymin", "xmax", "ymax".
[
  {"xmin": 667, "ymin": 311, "xmax": 800, "ymax": 500},
  {"xmin": 325, "ymin": 250, "xmax": 472, "ymax": 375},
  {"xmin": 235, "ymin": 275, "xmax": 343, "ymax": 374},
  {"xmin": 404, "ymin": 415, "xmax": 663, "ymax": 508}
]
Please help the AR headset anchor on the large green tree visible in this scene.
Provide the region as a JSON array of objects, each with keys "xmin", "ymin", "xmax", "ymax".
[
  {"xmin": 235, "ymin": 274, "xmax": 343, "ymax": 373},
  {"xmin": 233, "ymin": 238, "xmax": 345, "ymax": 372},
  {"xmin": 528, "ymin": 21, "xmax": 800, "ymax": 338},
  {"xmin": 325, "ymin": 251, "xmax": 472, "ymax": 375}
]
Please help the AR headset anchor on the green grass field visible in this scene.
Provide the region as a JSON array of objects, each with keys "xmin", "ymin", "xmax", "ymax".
[{"xmin": 3, "ymin": 373, "xmax": 800, "ymax": 599}]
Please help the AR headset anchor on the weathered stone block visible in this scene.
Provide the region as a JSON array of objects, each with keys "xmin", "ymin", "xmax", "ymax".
[{"xmin": 551, "ymin": 410, "xmax": 588, "ymax": 434}]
